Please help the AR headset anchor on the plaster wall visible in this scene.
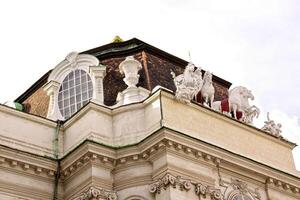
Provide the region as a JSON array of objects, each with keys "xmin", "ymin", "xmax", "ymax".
[
  {"xmin": 0, "ymin": 105, "xmax": 56, "ymax": 157},
  {"xmin": 160, "ymin": 93, "xmax": 297, "ymax": 175}
]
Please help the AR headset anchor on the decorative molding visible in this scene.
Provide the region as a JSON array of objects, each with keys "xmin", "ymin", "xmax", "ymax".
[
  {"xmin": 61, "ymin": 139, "xmax": 221, "ymax": 179},
  {"xmin": 73, "ymin": 186, "xmax": 117, "ymax": 200},
  {"xmin": 0, "ymin": 156, "xmax": 55, "ymax": 178},
  {"xmin": 267, "ymin": 177, "xmax": 300, "ymax": 194},
  {"xmin": 149, "ymin": 173, "xmax": 192, "ymax": 194},
  {"xmin": 195, "ymin": 182, "xmax": 222, "ymax": 200}
]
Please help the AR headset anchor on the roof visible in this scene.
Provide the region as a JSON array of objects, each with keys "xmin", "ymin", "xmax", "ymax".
[{"xmin": 15, "ymin": 38, "xmax": 232, "ymax": 103}]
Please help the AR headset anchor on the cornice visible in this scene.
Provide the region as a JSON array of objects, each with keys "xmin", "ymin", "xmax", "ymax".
[
  {"xmin": 0, "ymin": 156, "xmax": 56, "ymax": 178},
  {"xmin": 0, "ymin": 145, "xmax": 57, "ymax": 178},
  {"xmin": 266, "ymin": 177, "xmax": 300, "ymax": 197},
  {"xmin": 59, "ymin": 133, "xmax": 300, "ymax": 189}
]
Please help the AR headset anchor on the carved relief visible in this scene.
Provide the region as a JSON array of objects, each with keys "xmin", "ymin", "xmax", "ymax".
[
  {"xmin": 195, "ymin": 183, "xmax": 223, "ymax": 200},
  {"xmin": 223, "ymin": 179, "xmax": 261, "ymax": 200},
  {"xmin": 149, "ymin": 173, "xmax": 192, "ymax": 194},
  {"xmin": 73, "ymin": 186, "xmax": 117, "ymax": 200}
]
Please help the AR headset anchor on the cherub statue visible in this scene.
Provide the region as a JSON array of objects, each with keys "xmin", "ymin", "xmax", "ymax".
[
  {"xmin": 171, "ymin": 63, "xmax": 203, "ymax": 103},
  {"xmin": 261, "ymin": 112, "xmax": 282, "ymax": 137}
]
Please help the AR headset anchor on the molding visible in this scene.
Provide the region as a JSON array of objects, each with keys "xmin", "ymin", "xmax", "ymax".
[
  {"xmin": 73, "ymin": 186, "xmax": 117, "ymax": 200},
  {"xmin": 266, "ymin": 177, "xmax": 300, "ymax": 195},
  {"xmin": 0, "ymin": 156, "xmax": 56, "ymax": 178},
  {"xmin": 149, "ymin": 173, "xmax": 192, "ymax": 194},
  {"xmin": 59, "ymin": 135, "xmax": 300, "ymax": 187}
]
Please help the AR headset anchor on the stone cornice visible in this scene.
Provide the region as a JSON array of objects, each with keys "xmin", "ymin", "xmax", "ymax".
[
  {"xmin": 267, "ymin": 177, "xmax": 300, "ymax": 196},
  {"xmin": 59, "ymin": 134, "xmax": 300, "ymax": 188},
  {"xmin": 73, "ymin": 186, "xmax": 117, "ymax": 200},
  {"xmin": 0, "ymin": 146, "xmax": 56, "ymax": 178},
  {"xmin": 0, "ymin": 155, "xmax": 56, "ymax": 178}
]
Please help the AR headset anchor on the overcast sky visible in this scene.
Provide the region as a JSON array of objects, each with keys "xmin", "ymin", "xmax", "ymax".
[{"xmin": 0, "ymin": 0, "xmax": 299, "ymax": 170}]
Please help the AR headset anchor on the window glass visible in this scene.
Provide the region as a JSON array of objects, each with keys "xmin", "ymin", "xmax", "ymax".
[{"xmin": 58, "ymin": 69, "xmax": 93, "ymax": 119}]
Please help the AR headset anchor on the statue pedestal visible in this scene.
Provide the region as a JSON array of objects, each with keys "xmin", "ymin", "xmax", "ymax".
[{"xmin": 116, "ymin": 87, "xmax": 150, "ymax": 106}]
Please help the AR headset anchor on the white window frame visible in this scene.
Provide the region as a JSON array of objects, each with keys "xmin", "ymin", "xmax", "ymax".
[{"xmin": 44, "ymin": 52, "xmax": 106, "ymax": 120}]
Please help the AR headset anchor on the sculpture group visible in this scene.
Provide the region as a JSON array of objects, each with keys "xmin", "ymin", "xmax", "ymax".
[{"xmin": 171, "ymin": 62, "xmax": 282, "ymax": 137}]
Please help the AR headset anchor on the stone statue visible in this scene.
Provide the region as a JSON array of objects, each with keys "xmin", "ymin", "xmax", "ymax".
[
  {"xmin": 241, "ymin": 105, "xmax": 260, "ymax": 124},
  {"xmin": 212, "ymin": 86, "xmax": 255, "ymax": 120},
  {"xmin": 171, "ymin": 63, "xmax": 203, "ymax": 103},
  {"xmin": 261, "ymin": 112, "xmax": 282, "ymax": 137},
  {"xmin": 200, "ymin": 71, "xmax": 215, "ymax": 107}
]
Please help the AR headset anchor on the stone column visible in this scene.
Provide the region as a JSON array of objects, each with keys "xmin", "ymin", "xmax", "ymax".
[{"xmin": 89, "ymin": 65, "xmax": 106, "ymax": 105}]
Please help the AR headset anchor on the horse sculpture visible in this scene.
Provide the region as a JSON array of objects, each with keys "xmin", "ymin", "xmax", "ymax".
[
  {"xmin": 200, "ymin": 71, "xmax": 215, "ymax": 107},
  {"xmin": 211, "ymin": 86, "xmax": 254, "ymax": 120},
  {"xmin": 171, "ymin": 63, "xmax": 203, "ymax": 102}
]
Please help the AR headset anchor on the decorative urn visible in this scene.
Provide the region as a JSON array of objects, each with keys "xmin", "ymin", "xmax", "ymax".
[{"xmin": 119, "ymin": 56, "xmax": 142, "ymax": 88}]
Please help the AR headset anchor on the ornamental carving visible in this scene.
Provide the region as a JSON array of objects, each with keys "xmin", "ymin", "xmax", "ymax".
[
  {"xmin": 73, "ymin": 186, "xmax": 117, "ymax": 200},
  {"xmin": 223, "ymin": 179, "xmax": 261, "ymax": 200},
  {"xmin": 195, "ymin": 183, "xmax": 223, "ymax": 200},
  {"xmin": 149, "ymin": 173, "xmax": 192, "ymax": 194},
  {"xmin": 171, "ymin": 62, "xmax": 203, "ymax": 103}
]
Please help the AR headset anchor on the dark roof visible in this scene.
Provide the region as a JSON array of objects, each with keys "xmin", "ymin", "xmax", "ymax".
[
  {"xmin": 15, "ymin": 70, "xmax": 51, "ymax": 103},
  {"xmin": 15, "ymin": 38, "xmax": 232, "ymax": 103}
]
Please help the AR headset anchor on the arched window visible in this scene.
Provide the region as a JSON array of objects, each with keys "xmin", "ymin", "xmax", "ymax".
[{"xmin": 58, "ymin": 69, "xmax": 93, "ymax": 119}]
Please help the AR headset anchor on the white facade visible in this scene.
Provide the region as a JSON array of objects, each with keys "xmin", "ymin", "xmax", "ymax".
[{"xmin": 0, "ymin": 48, "xmax": 299, "ymax": 200}]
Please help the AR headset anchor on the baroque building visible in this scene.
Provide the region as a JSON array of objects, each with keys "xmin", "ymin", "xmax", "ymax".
[{"xmin": 0, "ymin": 38, "xmax": 299, "ymax": 200}]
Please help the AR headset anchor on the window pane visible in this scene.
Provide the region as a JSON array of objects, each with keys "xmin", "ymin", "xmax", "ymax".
[{"xmin": 58, "ymin": 69, "xmax": 93, "ymax": 119}]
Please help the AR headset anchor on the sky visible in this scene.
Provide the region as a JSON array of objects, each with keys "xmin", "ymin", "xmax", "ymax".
[{"xmin": 0, "ymin": 0, "xmax": 299, "ymax": 170}]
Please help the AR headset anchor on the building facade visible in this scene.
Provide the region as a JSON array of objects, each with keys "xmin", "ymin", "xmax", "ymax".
[{"xmin": 0, "ymin": 38, "xmax": 299, "ymax": 200}]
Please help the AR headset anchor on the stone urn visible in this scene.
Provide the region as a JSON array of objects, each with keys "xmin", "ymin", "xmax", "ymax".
[{"xmin": 119, "ymin": 56, "xmax": 142, "ymax": 88}]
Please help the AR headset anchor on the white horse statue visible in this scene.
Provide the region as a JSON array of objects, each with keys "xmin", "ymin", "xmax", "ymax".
[
  {"xmin": 200, "ymin": 71, "xmax": 215, "ymax": 107},
  {"xmin": 211, "ymin": 86, "xmax": 254, "ymax": 120},
  {"xmin": 171, "ymin": 63, "xmax": 203, "ymax": 102}
]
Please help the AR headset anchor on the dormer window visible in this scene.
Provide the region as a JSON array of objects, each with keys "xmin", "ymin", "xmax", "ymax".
[
  {"xmin": 44, "ymin": 52, "xmax": 106, "ymax": 121},
  {"xmin": 58, "ymin": 69, "xmax": 93, "ymax": 119}
]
